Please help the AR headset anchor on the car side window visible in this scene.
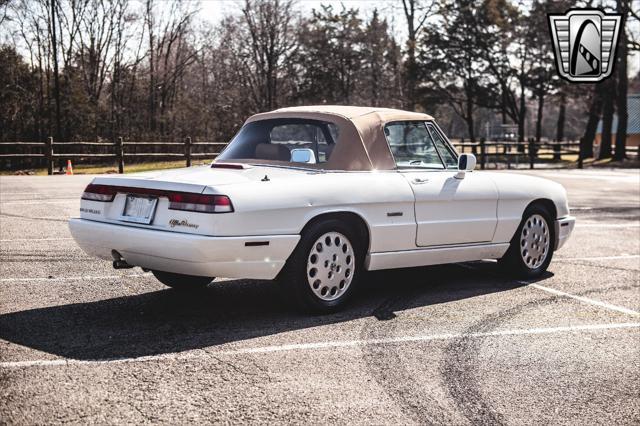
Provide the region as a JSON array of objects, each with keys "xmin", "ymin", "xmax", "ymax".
[
  {"xmin": 384, "ymin": 121, "xmax": 445, "ymax": 169},
  {"xmin": 426, "ymin": 123, "xmax": 458, "ymax": 169},
  {"xmin": 320, "ymin": 123, "xmax": 339, "ymax": 162}
]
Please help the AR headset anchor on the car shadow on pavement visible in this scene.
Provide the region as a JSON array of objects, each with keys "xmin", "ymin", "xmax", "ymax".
[{"xmin": 0, "ymin": 261, "xmax": 553, "ymax": 361}]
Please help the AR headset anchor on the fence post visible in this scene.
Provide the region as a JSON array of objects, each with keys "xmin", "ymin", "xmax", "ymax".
[
  {"xmin": 46, "ymin": 137, "xmax": 53, "ymax": 175},
  {"xmin": 553, "ymin": 140, "xmax": 561, "ymax": 161},
  {"xmin": 116, "ymin": 137, "xmax": 124, "ymax": 174},
  {"xmin": 578, "ymin": 138, "xmax": 583, "ymax": 169},
  {"xmin": 185, "ymin": 136, "xmax": 192, "ymax": 167},
  {"xmin": 480, "ymin": 138, "xmax": 486, "ymax": 170},
  {"xmin": 528, "ymin": 138, "xmax": 535, "ymax": 169},
  {"xmin": 505, "ymin": 143, "xmax": 511, "ymax": 169}
]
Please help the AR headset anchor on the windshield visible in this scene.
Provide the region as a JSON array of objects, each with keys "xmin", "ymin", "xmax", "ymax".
[{"xmin": 217, "ymin": 118, "xmax": 339, "ymax": 165}]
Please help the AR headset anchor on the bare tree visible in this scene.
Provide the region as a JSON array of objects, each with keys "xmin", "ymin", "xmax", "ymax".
[
  {"xmin": 76, "ymin": 0, "xmax": 124, "ymax": 139},
  {"xmin": 400, "ymin": 0, "xmax": 436, "ymax": 110},
  {"xmin": 144, "ymin": 0, "xmax": 198, "ymax": 136},
  {"xmin": 614, "ymin": 0, "xmax": 629, "ymax": 160},
  {"xmin": 234, "ymin": 0, "xmax": 298, "ymax": 111},
  {"xmin": 581, "ymin": 83, "xmax": 604, "ymax": 159},
  {"xmin": 50, "ymin": 0, "xmax": 61, "ymax": 140},
  {"xmin": 0, "ymin": 0, "xmax": 9, "ymax": 27},
  {"xmin": 598, "ymin": 75, "xmax": 616, "ymax": 159}
]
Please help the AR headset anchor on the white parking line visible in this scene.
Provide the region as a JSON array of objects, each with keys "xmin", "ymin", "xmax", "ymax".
[
  {"xmin": 537, "ymin": 172, "xmax": 640, "ymax": 182},
  {"xmin": 0, "ymin": 215, "xmax": 66, "ymax": 221},
  {"xmin": 1, "ymin": 322, "xmax": 638, "ymax": 369},
  {"xmin": 0, "ymin": 273, "xmax": 150, "ymax": 283},
  {"xmin": 0, "ymin": 238, "xmax": 74, "ymax": 242},
  {"xmin": 0, "ymin": 192, "xmax": 76, "ymax": 196},
  {"xmin": 555, "ymin": 254, "xmax": 639, "ymax": 261},
  {"xmin": 0, "ymin": 199, "xmax": 77, "ymax": 205},
  {"xmin": 575, "ymin": 223, "xmax": 640, "ymax": 228},
  {"xmin": 529, "ymin": 283, "xmax": 640, "ymax": 317}
]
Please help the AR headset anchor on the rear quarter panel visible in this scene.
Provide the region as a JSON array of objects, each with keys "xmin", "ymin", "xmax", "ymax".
[{"xmin": 205, "ymin": 171, "xmax": 417, "ymax": 253}]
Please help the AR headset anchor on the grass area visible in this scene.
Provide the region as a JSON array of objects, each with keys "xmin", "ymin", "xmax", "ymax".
[{"xmin": 1, "ymin": 159, "xmax": 213, "ymax": 176}]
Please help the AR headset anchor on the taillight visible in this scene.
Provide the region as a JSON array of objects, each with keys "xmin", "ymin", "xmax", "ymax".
[
  {"xmin": 82, "ymin": 184, "xmax": 116, "ymax": 202},
  {"xmin": 80, "ymin": 184, "xmax": 234, "ymax": 213},
  {"xmin": 168, "ymin": 193, "xmax": 233, "ymax": 213}
]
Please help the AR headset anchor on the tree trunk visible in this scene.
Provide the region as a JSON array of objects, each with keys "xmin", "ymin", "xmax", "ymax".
[
  {"xmin": 556, "ymin": 90, "xmax": 566, "ymax": 142},
  {"xmin": 555, "ymin": 90, "xmax": 565, "ymax": 161},
  {"xmin": 582, "ymin": 83, "xmax": 605, "ymax": 158},
  {"xmin": 614, "ymin": 0, "xmax": 628, "ymax": 161},
  {"xmin": 535, "ymin": 88, "xmax": 544, "ymax": 143},
  {"xmin": 599, "ymin": 77, "xmax": 616, "ymax": 159},
  {"xmin": 466, "ymin": 115, "xmax": 475, "ymax": 144},
  {"xmin": 147, "ymin": 0, "xmax": 156, "ymax": 133},
  {"xmin": 517, "ymin": 83, "xmax": 526, "ymax": 142},
  {"xmin": 405, "ymin": 42, "xmax": 416, "ymax": 110},
  {"xmin": 50, "ymin": 0, "xmax": 61, "ymax": 141},
  {"xmin": 501, "ymin": 90, "xmax": 507, "ymax": 124},
  {"xmin": 465, "ymin": 83, "xmax": 476, "ymax": 142}
]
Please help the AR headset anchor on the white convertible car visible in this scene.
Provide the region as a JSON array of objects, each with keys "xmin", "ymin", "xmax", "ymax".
[{"xmin": 70, "ymin": 106, "xmax": 575, "ymax": 312}]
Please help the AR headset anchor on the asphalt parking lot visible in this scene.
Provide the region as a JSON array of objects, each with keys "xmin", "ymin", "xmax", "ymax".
[{"xmin": 1, "ymin": 168, "xmax": 638, "ymax": 424}]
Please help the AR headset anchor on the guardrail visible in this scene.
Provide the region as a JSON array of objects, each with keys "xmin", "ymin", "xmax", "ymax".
[
  {"xmin": 0, "ymin": 137, "xmax": 226, "ymax": 175},
  {"xmin": 0, "ymin": 138, "xmax": 637, "ymax": 174}
]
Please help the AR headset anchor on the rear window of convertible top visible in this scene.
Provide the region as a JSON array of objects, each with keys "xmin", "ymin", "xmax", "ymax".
[{"xmin": 217, "ymin": 118, "xmax": 339, "ymax": 164}]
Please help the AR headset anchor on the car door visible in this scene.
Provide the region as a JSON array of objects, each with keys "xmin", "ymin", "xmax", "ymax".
[{"xmin": 385, "ymin": 121, "xmax": 498, "ymax": 247}]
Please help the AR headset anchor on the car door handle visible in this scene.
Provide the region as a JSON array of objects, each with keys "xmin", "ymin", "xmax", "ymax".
[{"xmin": 412, "ymin": 178, "xmax": 429, "ymax": 184}]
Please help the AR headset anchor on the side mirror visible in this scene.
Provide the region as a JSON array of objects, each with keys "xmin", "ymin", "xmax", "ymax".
[
  {"xmin": 455, "ymin": 153, "xmax": 476, "ymax": 179},
  {"xmin": 290, "ymin": 148, "xmax": 316, "ymax": 164}
]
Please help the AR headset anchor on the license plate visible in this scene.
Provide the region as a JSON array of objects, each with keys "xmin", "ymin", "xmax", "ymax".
[{"xmin": 119, "ymin": 195, "xmax": 158, "ymax": 224}]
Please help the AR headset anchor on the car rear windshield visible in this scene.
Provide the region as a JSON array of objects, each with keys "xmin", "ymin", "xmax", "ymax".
[{"xmin": 217, "ymin": 118, "xmax": 339, "ymax": 165}]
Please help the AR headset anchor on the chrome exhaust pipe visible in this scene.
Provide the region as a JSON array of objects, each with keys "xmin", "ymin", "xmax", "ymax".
[{"xmin": 111, "ymin": 250, "xmax": 134, "ymax": 269}]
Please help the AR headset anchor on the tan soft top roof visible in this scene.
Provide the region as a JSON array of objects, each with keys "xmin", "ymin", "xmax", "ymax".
[
  {"xmin": 262, "ymin": 105, "xmax": 434, "ymax": 121},
  {"xmin": 224, "ymin": 105, "xmax": 438, "ymax": 171}
]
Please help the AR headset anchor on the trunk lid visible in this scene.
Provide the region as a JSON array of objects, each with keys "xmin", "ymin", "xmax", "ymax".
[
  {"xmin": 80, "ymin": 165, "xmax": 308, "ymax": 235},
  {"xmin": 91, "ymin": 164, "xmax": 259, "ymax": 191}
]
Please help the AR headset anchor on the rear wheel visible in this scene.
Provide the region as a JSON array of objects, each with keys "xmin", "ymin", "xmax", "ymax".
[
  {"xmin": 152, "ymin": 270, "xmax": 214, "ymax": 291},
  {"xmin": 499, "ymin": 204, "xmax": 555, "ymax": 278},
  {"xmin": 279, "ymin": 218, "xmax": 363, "ymax": 313}
]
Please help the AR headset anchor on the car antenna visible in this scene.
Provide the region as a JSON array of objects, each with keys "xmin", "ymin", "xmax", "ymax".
[{"xmin": 262, "ymin": 174, "xmax": 270, "ymax": 182}]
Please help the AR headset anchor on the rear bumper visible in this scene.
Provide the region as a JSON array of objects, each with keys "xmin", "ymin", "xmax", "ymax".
[
  {"xmin": 68, "ymin": 218, "xmax": 299, "ymax": 280},
  {"xmin": 555, "ymin": 215, "xmax": 575, "ymax": 250}
]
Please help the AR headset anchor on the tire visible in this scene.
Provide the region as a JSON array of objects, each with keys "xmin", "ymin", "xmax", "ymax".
[
  {"xmin": 279, "ymin": 218, "xmax": 364, "ymax": 314},
  {"xmin": 499, "ymin": 203, "xmax": 555, "ymax": 279},
  {"xmin": 152, "ymin": 270, "xmax": 214, "ymax": 291}
]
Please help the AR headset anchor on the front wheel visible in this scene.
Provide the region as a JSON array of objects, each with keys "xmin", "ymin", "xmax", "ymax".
[
  {"xmin": 499, "ymin": 204, "xmax": 555, "ymax": 279},
  {"xmin": 152, "ymin": 270, "xmax": 214, "ymax": 291},
  {"xmin": 279, "ymin": 219, "xmax": 363, "ymax": 313}
]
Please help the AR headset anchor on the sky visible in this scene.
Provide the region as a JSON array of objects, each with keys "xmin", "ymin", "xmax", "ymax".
[
  {"xmin": 198, "ymin": 0, "xmax": 405, "ymax": 34},
  {"xmin": 199, "ymin": 0, "xmax": 398, "ymax": 22}
]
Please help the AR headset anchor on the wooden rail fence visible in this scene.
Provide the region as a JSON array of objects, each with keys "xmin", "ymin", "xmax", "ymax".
[
  {"xmin": 0, "ymin": 138, "xmax": 636, "ymax": 174},
  {"xmin": 452, "ymin": 140, "xmax": 580, "ymax": 170},
  {"xmin": 0, "ymin": 137, "xmax": 225, "ymax": 175}
]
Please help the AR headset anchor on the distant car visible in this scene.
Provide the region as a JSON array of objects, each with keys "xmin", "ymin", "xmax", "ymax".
[{"xmin": 69, "ymin": 106, "xmax": 575, "ymax": 313}]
